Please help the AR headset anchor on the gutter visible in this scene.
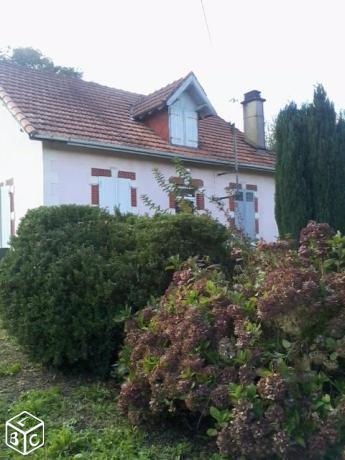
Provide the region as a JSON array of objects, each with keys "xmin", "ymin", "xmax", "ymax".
[{"xmin": 30, "ymin": 133, "xmax": 275, "ymax": 174}]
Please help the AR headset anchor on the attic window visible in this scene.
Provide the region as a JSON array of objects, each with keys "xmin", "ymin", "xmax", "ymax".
[{"xmin": 169, "ymin": 99, "xmax": 198, "ymax": 148}]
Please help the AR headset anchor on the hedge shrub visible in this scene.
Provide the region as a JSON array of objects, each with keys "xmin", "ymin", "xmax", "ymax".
[
  {"xmin": 123, "ymin": 212, "xmax": 234, "ymax": 311},
  {"xmin": 0, "ymin": 205, "xmax": 233, "ymax": 375},
  {"xmin": 119, "ymin": 222, "xmax": 345, "ymax": 459}
]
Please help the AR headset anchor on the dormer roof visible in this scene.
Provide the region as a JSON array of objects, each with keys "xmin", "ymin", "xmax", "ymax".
[{"xmin": 132, "ymin": 72, "xmax": 216, "ymax": 119}]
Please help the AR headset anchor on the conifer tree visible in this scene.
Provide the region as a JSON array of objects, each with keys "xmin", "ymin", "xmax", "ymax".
[
  {"xmin": 306, "ymin": 85, "xmax": 336, "ymax": 225},
  {"xmin": 333, "ymin": 115, "xmax": 345, "ymax": 231},
  {"xmin": 275, "ymin": 103, "xmax": 310, "ymax": 238},
  {"xmin": 275, "ymin": 85, "xmax": 345, "ymax": 238}
]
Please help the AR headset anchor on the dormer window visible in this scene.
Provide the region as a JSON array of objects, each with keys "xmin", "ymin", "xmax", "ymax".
[
  {"xmin": 169, "ymin": 98, "xmax": 198, "ymax": 148},
  {"xmin": 133, "ymin": 72, "xmax": 217, "ymax": 147}
]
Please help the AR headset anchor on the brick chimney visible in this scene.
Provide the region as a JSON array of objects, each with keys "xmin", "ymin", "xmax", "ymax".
[{"xmin": 241, "ymin": 90, "xmax": 266, "ymax": 149}]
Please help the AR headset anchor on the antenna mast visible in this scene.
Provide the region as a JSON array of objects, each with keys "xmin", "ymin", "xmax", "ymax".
[{"xmin": 233, "ymin": 123, "xmax": 239, "ymax": 195}]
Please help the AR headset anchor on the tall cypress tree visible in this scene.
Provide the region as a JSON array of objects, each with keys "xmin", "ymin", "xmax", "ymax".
[
  {"xmin": 333, "ymin": 115, "xmax": 345, "ymax": 231},
  {"xmin": 275, "ymin": 85, "xmax": 345, "ymax": 238},
  {"xmin": 307, "ymin": 85, "xmax": 337, "ymax": 225},
  {"xmin": 275, "ymin": 103, "xmax": 310, "ymax": 238}
]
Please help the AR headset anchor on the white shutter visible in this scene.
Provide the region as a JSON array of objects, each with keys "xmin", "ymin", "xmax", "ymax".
[
  {"xmin": 185, "ymin": 110, "xmax": 198, "ymax": 147},
  {"xmin": 117, "ymin": 179, "xmax": 131, "ymax": 213},
  {"xmin": 169, "ymin": 102, "xmax": 184, "ymax": 145},
  {"xmin": 0, "ymin": 186, "xmax": 11, "ymax": 248},
  {"xmin": 99, "ymin": 177, "xmax": 117, "ymax": 214}
]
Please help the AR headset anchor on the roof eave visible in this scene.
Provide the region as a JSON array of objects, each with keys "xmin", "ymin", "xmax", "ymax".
[
  {"xmin": 0, "ymin": 86, "xmax": 37, "ymax": 135},
  {"xmin": 30, "ymin": 132, "xmax": 275, "ymax": 173}
]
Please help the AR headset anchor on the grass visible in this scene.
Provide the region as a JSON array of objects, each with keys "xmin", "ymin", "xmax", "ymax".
[{"xmin": 0, "ymin": 324, "xmax": 216, "ymax": 459}]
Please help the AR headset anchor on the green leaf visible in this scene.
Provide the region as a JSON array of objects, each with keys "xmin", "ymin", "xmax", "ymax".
[
  {"xmin": 322, "ymin": 394, "xmax": 331, "ymax": 403},
  {"xmin": 210, "ymin": 406, "xmax": 221, "ymax": 421},
  {"xmin": 282, "ymin": 339, "xmax": 292, "ymax": 349},
  {"xmin": 206, "ymin": 428, "xmax": 218, "ymax": 437},
  {"xmin": 326, "ymin": 337, "xmax": 337, "ymax": 350},
  {"xmin": 256, "ymin": 368, "xmax": 272, "ymax": 378}
]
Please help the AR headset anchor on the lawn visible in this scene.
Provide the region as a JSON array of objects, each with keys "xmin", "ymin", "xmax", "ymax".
[{"xmin": 0, "ymin": 323, "xmax": 216, "ymax": 459}]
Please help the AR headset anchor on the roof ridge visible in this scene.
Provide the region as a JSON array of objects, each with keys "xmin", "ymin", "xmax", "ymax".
[
  {"xmin": 137, "ymin": 75, "xmax": 185, "ymax": 101},
  {"xmin": 0, "ymin": 60, "xmax": 144, "ymax": 99}
]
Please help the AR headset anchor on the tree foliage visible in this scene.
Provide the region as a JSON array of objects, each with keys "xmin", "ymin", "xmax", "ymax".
[
  {"xmin": 0, "ymin": 205, "xmax": 233, "ymax": 375},
  {"xmin": 275, "ymin": 85, "xmax": 345, "ymax": 238},
  {"xmin": 0, "ymin": 47, "xmax": 82, "ymax": 78},
  {"xmin": 142, "ymin": 158, "xmax": 205, "ymax": 214}
]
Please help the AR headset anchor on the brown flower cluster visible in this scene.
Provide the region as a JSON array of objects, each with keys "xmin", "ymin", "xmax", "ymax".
[
  {"xmin": 216, "ymin": 401, "xmax": 289, "ymax": 458},
  {"xmin": 299, "ymin": 221, "xmax": 335, "ymax": 262},
  {"xmin": 257, "ymin": 267, "xmax": 320, "ymax": 321},
  {"xmin": 119, "ymin": 223, "xmax": 345, "ymax": 459}
]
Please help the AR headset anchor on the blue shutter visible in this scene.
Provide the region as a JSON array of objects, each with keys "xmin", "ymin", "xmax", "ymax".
[
  {"xmin": 244, "ymin": 191, "xmax": 256, "ymax": 239},
  {"xmin": 117, "ymin": 179, "xmax": 131, "ymax": 213},
  {"xmin": 235, "ymin": 191, "xmax": 256, "ymax": 239},
  {"xmin": 169, "ymin": 102, "xmax": 184, "ymax": 145},
  {"xmin": 234, "ymin": 191, "xmax": 245, "ymax": 231},
  {"xmin": 0, "ymin": 186, "xmax": 11, "ymax": 248},
  {"xmin": 185, "ymin": 110, "xmax": 198, "ymax": 147},
  {"xmin": 99, "ymin": 177, "xmax": 117, "ymax": 214}
]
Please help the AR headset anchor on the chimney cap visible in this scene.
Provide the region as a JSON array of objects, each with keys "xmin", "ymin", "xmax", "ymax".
[{"xmin": 241, "ymin": 90, "xmax": 266, "ymax": 104}]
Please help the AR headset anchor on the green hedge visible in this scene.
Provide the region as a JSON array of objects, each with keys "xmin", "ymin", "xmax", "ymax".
[
  {"xmin": 0, "ymin": 248, "xmax": 8, "ymax": 260},
  {"xmin": 0, "ymin": 206, "xmax": 233, "ymax": 375}
]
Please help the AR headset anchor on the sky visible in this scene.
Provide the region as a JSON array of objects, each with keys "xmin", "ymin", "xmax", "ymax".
[{"xmin": 1, "ymin": 0, "xmax": 345, "ymax": 131}]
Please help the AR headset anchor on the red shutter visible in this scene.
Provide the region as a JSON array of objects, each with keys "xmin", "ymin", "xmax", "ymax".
[
  {"xmin": 196, "ymin": 193, "xmax": 205, "ymax": 210},
  {"xmin": 118, "ymin": 171, "xmax": 136, "ymax": 180},
  {"xmin": 229, "ymin": 196, "xmax": 235, "ymax": 211},
  {"xmin": 131, "ymin": 187, "xmax": 137, "ymax": 207},
  {"xmin": 169, "ymin": 192, "xmax": 176, "ymax": 209},
  {"xmin": 91, "ymin": 168, "xmax": 111, "ymax": 177},
  {"xmin": 91, "ymin": 184, "xmax": 99, "ymax": 205}
]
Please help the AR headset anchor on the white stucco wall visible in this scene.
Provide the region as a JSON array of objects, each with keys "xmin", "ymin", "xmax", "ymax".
[
  {"xmin": 43, "ymin": 142, "xmax": 278, "ymax": 241},
  {"xmin": 0, "ymin": 103, "xmax": 44, "ymax": 227}
]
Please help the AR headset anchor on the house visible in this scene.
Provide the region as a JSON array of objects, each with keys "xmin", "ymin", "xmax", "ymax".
[{"xmin": 0, "ymin": 61, "xmax": 277, "ymax": 248}]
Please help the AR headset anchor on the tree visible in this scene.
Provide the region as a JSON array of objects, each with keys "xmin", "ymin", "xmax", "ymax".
[
  {"xmin": 141, "ymin": 158, "xmax": 205, "ymax": 214},
  {"xmin": 0, "ymin": 47, "xmax": 82, "ymax": 78},
  {"xmin": 275, "ymin": 103, "xmax": 311, "ymax": 238},
  {"xmin": 274, "ymin": 85, "xmax": 345, "ymax": 238},
  {"xmin": 306, "ymin": 85, "xmax": 336, "ymax": 225}
]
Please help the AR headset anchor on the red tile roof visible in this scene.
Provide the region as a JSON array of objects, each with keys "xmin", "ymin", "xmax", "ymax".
[
  {"xmin": 0, "ymin": 61, "xmax": 275, "ymax": 171},
  {"xmin": 132, "ymin": 76, "xmax": 185, "ymax": 118}
]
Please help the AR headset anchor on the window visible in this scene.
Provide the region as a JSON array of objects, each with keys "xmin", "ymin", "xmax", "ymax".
[
  {"xmin": 0, "ymin": 185, "xmax": 11, "ymax": 248},
  {"xmin": 99, "ymin": 177, "xmax": 131, "ymax": 214},
  {"xmin": 169, "ymin": 99, "xmax": 198, "ymax": 148},
  {"xmin": 175, "ymin": 185, "xmax": 196, "ymax": 213},
  {"xmin": 234, "ymin": 190, "xmax": 256, "ymax": 239}
]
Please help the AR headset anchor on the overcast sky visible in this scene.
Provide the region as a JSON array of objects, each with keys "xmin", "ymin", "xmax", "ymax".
[{"xmin": 1, "ymin": 0, "xmax": 345, "ymax": 130}]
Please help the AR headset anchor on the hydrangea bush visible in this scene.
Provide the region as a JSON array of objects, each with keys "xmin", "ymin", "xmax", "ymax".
[{"xmin": 119, "ymin": 222, "xmax": 345, "ymax": 459}]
